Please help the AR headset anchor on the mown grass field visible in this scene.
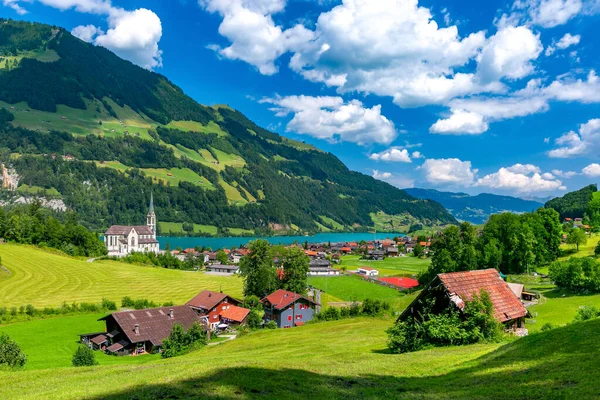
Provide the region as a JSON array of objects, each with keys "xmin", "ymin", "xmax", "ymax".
[
  {"xmin": 158, "ymin": 222, "xmax": 219, "ymax": 236},
  {"xmin": 308, "ymin": 275, "xmax": 417, "ymax": 310},
  {"xmin": 0, "ymin": 316, "xmax": 598, "ymax": 399},
  {"xmin": 339, "ymin": 254, "xmax": 430, "ymax": 277},
  {"xmin": 0, "ymin": 244, "xmax": 243, "ymax": 307}
]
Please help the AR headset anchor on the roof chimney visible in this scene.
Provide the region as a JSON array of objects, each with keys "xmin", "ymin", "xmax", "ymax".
[
  {"xmin": 169, "ymin": 309, "xmax": 174, "ymax": 319},
  {"xmin": 134, "ymin": 324, "xmax": 140, "ymax": 335}
]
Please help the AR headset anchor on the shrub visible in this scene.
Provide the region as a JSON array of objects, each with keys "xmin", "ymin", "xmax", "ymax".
[
  {"xmin": 265, "ymin": 320, "xmax": 277, "ymax": 329},
  {"xmin": 246, "ymin": 310, "xmax": 263, "ymax": 330},
  {"xmin": 362, "ymin": 299, "xmax": 383, "ymax": 316},
  {"xmin": 162, "ymin": 301, "xmax": 175, "ymax": 307},
  {"xmin": 162, "ymin": 323, "xmax": 206, "ymax": 359},
  {"xmin": 25, "ymin": 304, "xmax": 36, "ymax": 316},
  {"xmin": 72, "ymin": 345, "xmax": 97, "ymax": 367},
  {"xmin": 574, "ymin": 306, "xmax": 600, "ymax": 322},
  {"xmin": 0, "ymin": 333, "xmax": 27, "ymax": 368},
  {"xmin": 121, "ymin": 296, "xmax": 134, "ymax": 308},
  {"xmin": 101, "ymin": 298, "xmax": 117, "ymax": 311},
  {"xmin": 540, "ymin": 323, "xmax": 555, "ymax": 332},
  {"xmin": 318, "ymin": 307, "xmax": 341, "ymax": 321}
]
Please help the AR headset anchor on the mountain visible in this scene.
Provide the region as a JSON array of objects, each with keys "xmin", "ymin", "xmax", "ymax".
[
  {"xmin": 404, "ymin": 188, "xmax": 543, "ymax": 224},
  {"xmin": 0, "ymin": 19, "xmax": 456, "ymax": 235},
  {"xmin": 545, "ymin": 184, "xmax": 597, "ymax": 220}
]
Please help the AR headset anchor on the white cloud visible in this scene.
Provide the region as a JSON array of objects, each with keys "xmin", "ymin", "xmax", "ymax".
[
  {"xmin": 544, "ymin": 70, "xmax": 600, "ymax": 103},
  {"xmin": 71, "ymin": 24, "xmax": 104, "ymax": 43},
  {"xmin": 477, "ymin": 25, "xmax": 543, "ymax": 83},
  {"xmin": 200, "ymin": 0, "xmax": 313, "ymax": 75},
  {"xmin": 546, "ymin": 33, "xmax": 580, "ymax": 56},
  {"xmin": 583, "ymin": 163, "xmax": 600, "ymax": 177},
  {"xmin": 548, "ymin": 118, "xmax": 600, "ymax": 158},
  {"xmin": 475, "ymin": 164, "xmax": 565, "ymax": 193},
  {"xmin": 430, "ymin": 109, "xmax": 488, "ymax": 135},
  {"xmin": 411, "ymin": 151, "xmax": 423, "ymax": 159},
  {"xmin": 3, "ymin": 0, "xmax": 27, "ymax": 14},
  {"xmin": 552, "ymin": 169, "xmax": 577, "ymax": 178},
  {"xmin": 369, "ymin": 147, "xmax": 412, "ymax": 163},
  {"xmin": 419, "ymin": 158, "xmax": 477, "ymax": 185},
  {"xmin": 5, "ymin": 0, "xmax": 163, "ymax": 69},
  {"xmin": 372, "ymin": 170, "xmax": 392, "ymax": 179},
  {"xmin": 261, "ymin": 95, "xmax": 397, "ymax": 145},
  {"xmin": 527, "ymin": 0, "xmax": 583, "ymax": 28}
]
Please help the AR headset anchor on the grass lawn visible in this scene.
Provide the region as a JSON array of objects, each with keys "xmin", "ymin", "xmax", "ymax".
[
  {"xmin": 0, "ymin": 316, "xmax": 598, "ymax": 399},
  {"xmin": 16, "ymin": 184, "xmax": 60, "ymax": 196},
  {"xmin": 339, "ymin": 255, "xmax": 430, "ymax": 277},
  {"xmin": 158, "ymin": 222, "xmax": 219, "ymax": 236},
  {"xmin": 0, "ymin": 314, "xmax": 160, "ymax": 370},
  {"xmin": 0, "ymin": 244, "xmax": 243, "ymax": 307},
  {"xmin": 559, "ymin": 233, "xmax": 599, "ymax": 260},
  {"xmin": 308, "ymin": 275, "xmax": 417, "ymax": 310}
]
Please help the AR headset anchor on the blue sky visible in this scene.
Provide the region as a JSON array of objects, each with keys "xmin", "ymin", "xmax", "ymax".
[{"xmin": 3, "ymin": 0, "xmax": 600, "ymax": 198}]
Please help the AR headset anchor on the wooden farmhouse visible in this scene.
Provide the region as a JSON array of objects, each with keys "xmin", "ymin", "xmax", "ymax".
[{"xmin": 399, "ymin": 269, "xmax": 528, "ymax": 335}]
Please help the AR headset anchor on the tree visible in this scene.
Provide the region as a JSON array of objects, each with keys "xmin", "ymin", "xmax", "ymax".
[
  {"xmin": 279, "ymin": 247, "xmax": 309, "ymax": 294},
  {"xmin": 162, "ymin": 323, "xmax": 187, "ymax": 358},
  {"xmin": 71, "ymin": 344, "xmax": 97, "ymax": 367},
  {"xmin": 567, "ymin": 229, "xmax": 588, "ymax": 252},
  {"xmin": 0, "ymin": 333, "xmax": 27, "ymax": 368},
  {"xmin": 481, "ymin": 238, "xmax": 502, "ymax": 270},
  {"xmin": 595, "ymin": 241, "xmax": 600, "ymax": 257},
  {"xmin": 238, "ymin": 240, "xmax": 277, "ymax": 298},
  {"xmin": 413, "ymin": 243, "xmax": 424, "ymax": 258},
  {"xmin": 216, "ymin": 249, "xmax": 228, "ymax": 264},
  {"xmin": 247, "ymin": 310, "xmax": 263, "ymax": 330}
]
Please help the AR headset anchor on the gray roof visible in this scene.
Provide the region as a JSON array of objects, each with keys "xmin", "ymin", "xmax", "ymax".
[{"xmin": 105, "ymin": 225, "xmax": 154, "ymax": 236}]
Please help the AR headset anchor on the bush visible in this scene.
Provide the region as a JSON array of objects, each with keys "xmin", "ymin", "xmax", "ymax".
[
  {"xmin": 101, "ymin": 298, "xmax": 117, "ymax": 311},
  {"xmin": 265, "ymin": 320, "xmax": 277, "ymax": 329},
  {"xmin": 574, "ymin": 306, "xmax": 600, "ymax": 322},
  {"xmin": 71, "ymin": 345, "xmax": 97, "ymax": 367},
  {"xmin": 540, "ymin": 323, "xmax": 555, "ymax": 332},
  {"xmin": 247, "ymin": 310, "xmax": 263, "ymax": 330},
  {"xmin": 162, "ymin": 323, "xmax": 206, "ymax": 359},
  {"xmin": 0, "ymin": 333, "xmax": 27, "ymax": 368},
  {"xmin": 121, "ymin": 296, "xmax": 134, "ymax": 308}
]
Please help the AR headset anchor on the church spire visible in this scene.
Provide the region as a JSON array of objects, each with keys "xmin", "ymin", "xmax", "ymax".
[
  {"xmin": 148, "ymin": 192, "xmax": 155, "ymax": 215},
  {"xmin": 147, "ymin": 192, "xmax": 156, "ymax": 238}
]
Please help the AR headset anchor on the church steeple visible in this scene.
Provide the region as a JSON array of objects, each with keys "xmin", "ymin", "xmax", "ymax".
[{"xmin": 147, "ymin": 192, "xmax": 156, "ymax": 238}]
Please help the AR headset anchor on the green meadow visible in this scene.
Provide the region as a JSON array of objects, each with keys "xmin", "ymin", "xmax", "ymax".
[{"xmin": 339, "ymin": 254, "xmax": 430, "ymax": 277}]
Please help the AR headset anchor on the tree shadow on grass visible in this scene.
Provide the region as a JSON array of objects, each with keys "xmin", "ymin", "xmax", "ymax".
[{"xmin": 88, "ymin": 320, "xmax": 600, "ymax": 400}]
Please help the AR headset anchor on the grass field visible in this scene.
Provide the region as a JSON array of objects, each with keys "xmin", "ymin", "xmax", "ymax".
[
  {"xmin": 339, "ymin": 255, "xmax": 430, "ymax": 277},
  {"xmin": 308, "ymin": 275, "xmax": 417, "ymax": 310},
  {"xmin": 0, "ymin": 244, "xmax": 242, "ymax": 307},
  {"xmin": 0, "ymin": 316, "xmax": 598, "ymax": 399},
  {"xmin": 16, "ymin": 184, "xmax": 61, "ymax": 196},
  {"xmin": 165, "ymin": 120, "xmax": 228, "ymax": 137},
  {"xmin": 158, "ymin": 222, "xmax": 219, "ymax": 236}
]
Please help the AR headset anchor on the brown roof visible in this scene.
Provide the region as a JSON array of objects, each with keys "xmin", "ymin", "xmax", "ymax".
[
  {"xmin": 438, "ymin": 269, "xmax": 527, "ymax": 323},
  {"xmin": 138, "ymin": 238, "xmax": 159, "ymax": 244},
  {"xmin": 261, "ymin": 289, "xmax": 319, "ymax": 310},
  {"xmin": 105, "ymin": 225, "xmax": 154, "ymax": 236},
  {"xmin": 101, "ymin": 305, "xmax": 201, "ymax": 346},
  {"xmin": 186, "ymin": 290, "xmax": 237, "ymax": 311},
  {"xmin": 219, "ymin": 305, "xmax": 250, "ymax": 323},
  {"xmin": 90, "ymin": 334, "xmax": 108, "ymax": 345},
  {"xmin": 106, "ymin": 340, "xmax": 129, "ymax": 353}
]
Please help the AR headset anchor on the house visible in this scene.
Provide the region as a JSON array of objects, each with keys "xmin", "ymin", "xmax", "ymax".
[
  {"xmin": 367, "ymin": 250, "xmax": 385, "ymax": 260},
  {"xmin": 186, "ymin": 290, "xmax": 241, "ymax": 315},
  {"xmin": 262, "ymin": 289, "xmax": 320, "ymax": 328},
  {"xmin": 399, "ymin": 269, "xmax": 528, "ymax": 335},
  {"xmin": 89, "ymin": 305, "xmax": 203, "ymax": 355},
  {"xmin": 507, "ymin": 282, "xmax": 538, "ymax": 304},
  {"xmin": 357, "ymin": 266, "xmax": 379, "ymax": 277},
  {"xmin": 386, "ymin": 246, "xmax": 399, "ymax": 257},
  {"xmin": 104, "ymin": 194, "xmax": 159, "ymax": 256},
  {"xmin": 205, "ymin": 264, "xmax": 240, "ymax": 274},
  {"xmin": 218, "ymin": 305, "xmax": 251, "ymax": 328},
  {"xmin": 308, "ymin": 258, "xmax": 340, "ymax": 276}
]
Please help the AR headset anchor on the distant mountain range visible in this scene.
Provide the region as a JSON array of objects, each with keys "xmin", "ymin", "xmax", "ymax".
[{"xmin": 404, "ymin": 188, "xmax": 544, "ymax": 224}]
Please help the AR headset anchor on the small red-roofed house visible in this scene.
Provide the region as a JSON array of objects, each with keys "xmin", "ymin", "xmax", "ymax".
[{"xmin": 261, "ymin": 289, "xmax": 319, "ymax": 328}]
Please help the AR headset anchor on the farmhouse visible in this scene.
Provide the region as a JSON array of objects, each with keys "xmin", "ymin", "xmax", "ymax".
[
  {"xmin": 358, "ymin": 266, "xmax": 379, "ymax": 277},
  {"xmin": 308, "ymin": 258, "xmax": 340, "ymax": 276},
  {"xmin": 92, "ymin": 305, "xmax": 203, "ymax": 355},
  {"xmin": 399, "ymin": 269, "xmax": 528, "ymax": 335},
  {"xmin": 186, "ymin": 290, "xmax": 242, "ymax": 315},
  {"xmin": 205, "ymin": 264, "xmax": 240, "ymax": 274},
  {"xmin": 262, "ymin": 289, "xmax": 319, "ymax": 328},
  {"xmin": 104, "ymin": 194, "xmax": 159, "ymax": 256}
]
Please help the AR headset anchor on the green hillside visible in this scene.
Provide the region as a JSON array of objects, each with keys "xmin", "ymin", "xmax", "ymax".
[
  {"xmin": 545, "ymin": 184, "xmax": 597, "ymax": 220},
  {"xmin": 0, "ymin": 316, "xmax": 598, "ymax": 399},
  {"xmin": 0, "ymin": 19, "xmax": 456, "ymax": 235}
]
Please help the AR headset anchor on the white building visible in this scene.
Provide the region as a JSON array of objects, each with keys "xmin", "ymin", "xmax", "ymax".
[
  {"xmin": 357, "ymin": 267, "xmax": 379, "ymax": 277},
  {"xmin": 104, "ymin": 194, "xmax": 159, "ymax": 256}
]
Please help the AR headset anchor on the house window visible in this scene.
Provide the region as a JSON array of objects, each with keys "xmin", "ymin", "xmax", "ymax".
[
  {"xmin": 296, "ymin": 315, "xmax": 302, "ymax": 320},
  {"xmin": 287, "ymin": 315, "xmax": 292, "ymax": 321}
]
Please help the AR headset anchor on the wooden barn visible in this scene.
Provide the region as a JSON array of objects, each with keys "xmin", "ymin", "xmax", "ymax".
[{"xmin": 399, "ymin": 269, "xmax": 528, "ymax": 335}]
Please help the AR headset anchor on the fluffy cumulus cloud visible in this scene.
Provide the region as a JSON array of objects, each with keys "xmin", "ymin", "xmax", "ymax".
[
  {"xmin": 419, "ymin": 158, "xmax": 477, "ymax": 185},
  {"xmin": 526, "ymin": 0, "xmax": 583, "ymax": 28},
  {"xmin": 545, "ymin": 32, "xmax": 581, "ymax": 56},
  {"xmin": 476, "ymin": 26, "xmax": 543, "ymax": 83},
  {"xmin": 261, "ymin": 95, "xmax": 397, "ymax": 145},
  {"xmin": 430, "ymin": 109, "xmax": 488, "ymax": 135},
  {"xmin": 200, "ymin": 0, "xmax": 313, "ymax": 75},
  {"xmin": 4, "ymin": 0, "xmax": 163, "ymax": 69},
  {"xmin": 369, "ymin": 147, "xmax": 412, "ymax": 162},
  {"xmin": 372, "ymin": 170, "xmax": 392, "ymax": 179},
  {"xmin": 475, "ymin": 164, "xmax": 566, "ymax": 193},
  {"xmin": 552, "ymin": 169, "xmax": 577, "ymax": 178},
  {"xmin": 583, "ymin": 163, "xmax": 600, "ymax": 177},
  {"xmin": 548, "ymin": 118, "xmax": 600, "ymax": 157}
]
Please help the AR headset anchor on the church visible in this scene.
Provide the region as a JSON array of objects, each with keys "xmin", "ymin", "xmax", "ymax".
[{"xmin": 104, "ymin": 194, "xmax": 160, "ymax": 256}]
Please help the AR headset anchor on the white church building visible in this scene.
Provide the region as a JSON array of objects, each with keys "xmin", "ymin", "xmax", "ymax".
[{"xmin": 104, "ymin": 194, "xmax": 159, "ymax": 256}]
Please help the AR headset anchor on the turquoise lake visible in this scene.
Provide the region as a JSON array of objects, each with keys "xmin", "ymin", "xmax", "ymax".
[{"xmin": 158, "ymin": 232, "xmax": 405, "ymax": 250}]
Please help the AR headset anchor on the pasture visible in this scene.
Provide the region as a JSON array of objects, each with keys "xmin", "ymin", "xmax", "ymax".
[
  {"xmin": 339, "ymin": 254, "xmax": 430, "ymax": 277},
  {"xmin": 0, "ymin": 316, "xmax": 598, "ymax": 399},
  {"xmin": 0, "ymin": 244, "xmax": 243, "ymax": 308}
]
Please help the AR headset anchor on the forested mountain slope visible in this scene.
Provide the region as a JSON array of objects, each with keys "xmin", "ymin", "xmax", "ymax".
[
  {"xmin": 405, "ymin": 188, "xmax": 543, "ymax": 224},
  {"xmin": 0, "ymin": 19, "xmax": 456, "ymax": 235},
  {"xmin": 545, "ymin": 184, "xmax": 597, "ymax": 220}
]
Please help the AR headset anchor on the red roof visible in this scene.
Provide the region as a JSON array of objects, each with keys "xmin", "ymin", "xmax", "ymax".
[
  {"xmin": 186, "ymin": 290, "xmax": 238, "ymax": 311},
  {"xmin": 219, "ymin": 305, "xmax": 250, "ymax": 323},
  {"xmin": 379, "ymin": 277, "xmax": 419, "ymax": 288},
  {"xmin": 438, "ymin": 269, "xmax": 527, "ymax": 323},
  {"xmin": 261, "ymin": 289, "xmax": 319, "ymax": 310},
  {"xmin": 305, "ymin": 250, "xmax": 318, "ymax": 257},
  {"xmin": 341, "ymin": 247, "xmax": 352, "ymax": 252},
  {"xmin": 358, "ymin": 266, "xmax": 375, "ymax": 271}
]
